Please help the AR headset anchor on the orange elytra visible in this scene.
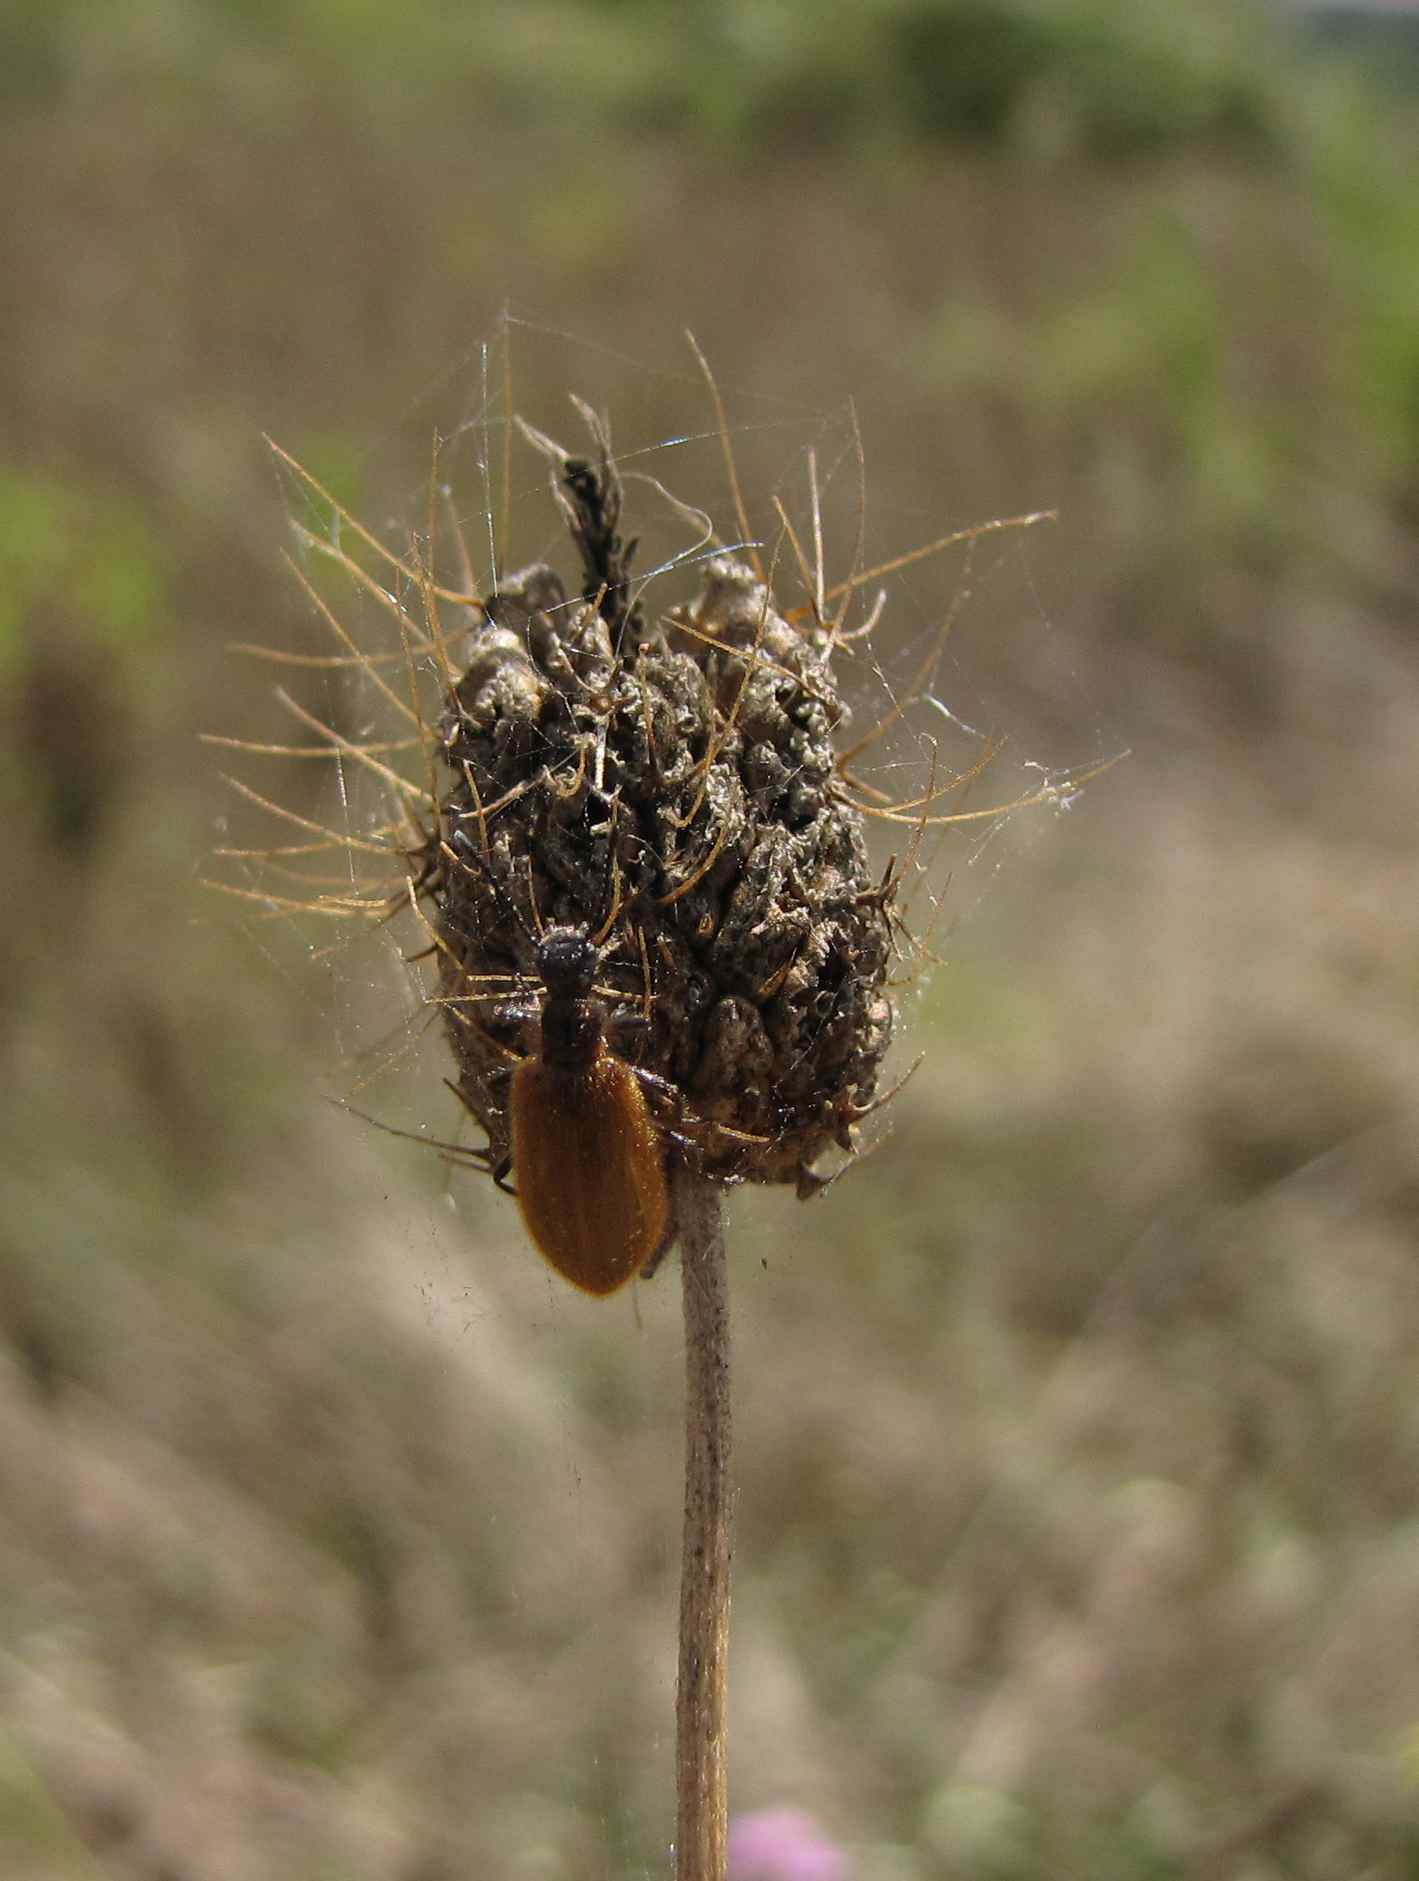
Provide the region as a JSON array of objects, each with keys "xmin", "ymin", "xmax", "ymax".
[{"xmin": 505, "ymin": 924, "xmax": 669, "ymax": 1295}]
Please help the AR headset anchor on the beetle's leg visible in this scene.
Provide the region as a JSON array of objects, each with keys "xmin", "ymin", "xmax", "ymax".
[
  {"xmin": 637, "ymin": 1215, "xmax": 677, "ymax": 1283},
  {"xmin": 629, "ymin": 1064, "xmax": 682, "ymax": 1113},
  {"xmin": 606, "ymin": 1007, "xmax": 651, "ymax": 1054},
  {"xmin": 492, "ymin": 1155, "xmax": 517, "ymax": 1198}
]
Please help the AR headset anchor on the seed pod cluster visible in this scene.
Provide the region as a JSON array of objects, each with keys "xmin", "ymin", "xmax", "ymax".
[{"xmin": 429, "ymin": 419, "xmax": 895, "ymax": 1198}]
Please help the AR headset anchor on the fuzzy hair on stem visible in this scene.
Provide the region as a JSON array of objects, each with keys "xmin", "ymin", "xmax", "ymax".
[{"xmin": 673, "ymin": 1166, "xmax": 732, "ymax": 1879}]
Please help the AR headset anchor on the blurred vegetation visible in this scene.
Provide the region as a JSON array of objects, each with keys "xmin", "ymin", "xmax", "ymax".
[{"xmin": 2, "ymin": 1, "xmax": 1418, "ymax": 1876}]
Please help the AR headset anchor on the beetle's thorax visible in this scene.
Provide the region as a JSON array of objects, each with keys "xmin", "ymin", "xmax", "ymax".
[
  {"xmin": 538, "ymin": 991, "xmax": 605, "ymax": 1073},
  {"xmin": 535, "ymin": 926, "xmax": 606, "ymax": 1073}
]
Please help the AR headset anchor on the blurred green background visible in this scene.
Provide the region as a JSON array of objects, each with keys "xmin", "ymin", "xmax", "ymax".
[{"xmin": 3, "ymin": 2, "xmax": 1419, "ymax": 1876}]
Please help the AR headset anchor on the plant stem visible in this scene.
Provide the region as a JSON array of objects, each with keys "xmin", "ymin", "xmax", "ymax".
[{"xmin": 673, "ymin": 1167, "xmax": 732, "ymax": 1880}]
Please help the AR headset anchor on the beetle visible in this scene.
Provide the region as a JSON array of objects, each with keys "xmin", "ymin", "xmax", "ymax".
[
  {"xmin": 442, "ymin": 824, "xmax": 676, "ymax": 1296},
  {"xmin": 500, "ymin": 920, "xmax": 670, "ymax": 1296}
]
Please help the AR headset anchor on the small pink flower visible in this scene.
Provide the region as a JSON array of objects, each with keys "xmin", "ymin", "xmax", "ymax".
[{"xmin": 728, "ymin": 1808, "xmax": 850, "ymax": 1881}]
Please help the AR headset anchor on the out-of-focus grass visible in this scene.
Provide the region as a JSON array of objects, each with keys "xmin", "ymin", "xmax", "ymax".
[{"xmin": 2, "ymin": 2, "xmax": 1418, "ymax": 1875}]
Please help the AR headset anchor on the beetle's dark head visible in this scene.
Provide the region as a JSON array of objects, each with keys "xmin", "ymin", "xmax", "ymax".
[{"xmin": 536, "ymin": 926, "xmax": 601, "ymax": 1001}]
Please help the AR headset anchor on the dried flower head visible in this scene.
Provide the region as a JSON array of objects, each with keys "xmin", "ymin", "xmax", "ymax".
[
  {"xmin": 429, "ymin": 409, "xmax": 895, "ymax": 1208},
  {"xmin": 207, "ymin": 350, "xmax": 1111, "ymax": 1285}
]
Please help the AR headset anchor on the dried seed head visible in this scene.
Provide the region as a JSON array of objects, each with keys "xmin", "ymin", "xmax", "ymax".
[
  {"xmin": 431, "ymin": 417, "xmax": 895, "ymax": 1194},
  {"xmin": 208, "ymin": 369, "xmax": 1114, "ymax": 1270}
]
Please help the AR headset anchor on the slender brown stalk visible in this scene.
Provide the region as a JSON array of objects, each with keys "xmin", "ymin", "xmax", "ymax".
[{"xmin": 673, "ymin": 1166, "xmax": 732, "ymax": 1880}]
